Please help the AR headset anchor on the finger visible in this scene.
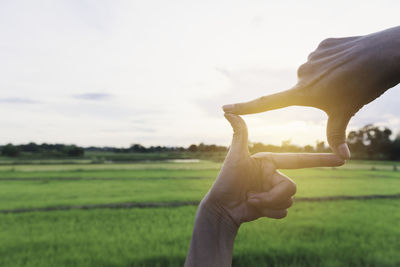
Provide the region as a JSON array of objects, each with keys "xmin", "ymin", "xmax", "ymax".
[
  {"xmin": 222, "ymin": 85, "xmax": 303, "ymax": 115},
  {"xmin": 248, "ymin": 197, "xmax": 293, "ymax": 210},
  {"xmin": 327, "ymin": 114, "xmax": 352, "ymax": 159},
  {"xmin": 252, "ymin": 152, "xmax": 345, "ymax": 169},
  {"xmin": 224, "ymin": 113, "xmax": 249, "ymax": 155},
  {"xmin": 260, "ymin": 208, "xmax": 288, "ymax": 219},
  {"xmin": 274, "ymin": 197, "xmax": 294, "ymax": 209},
  {"xmin": 247, "ymin": 172, "xmax": 296, "ymax": 206}
]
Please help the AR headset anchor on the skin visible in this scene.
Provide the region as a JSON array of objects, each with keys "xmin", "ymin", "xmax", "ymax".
[
  {"xmin": 223, "ymin": 26, "xmax": 400, "ymax": 159},
  {"xmin": 185, "ymin": 113, "xmax": 344, "ymax": 267}
]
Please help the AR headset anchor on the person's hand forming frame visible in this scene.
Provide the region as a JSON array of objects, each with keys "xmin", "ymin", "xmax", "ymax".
[
  {"xmin": 185, "ymin": 113, "xmax": 344, "ymax": 267},
  {"xmin": 223, "ymin": 26, "xmax": 400, "ymax": 160}
]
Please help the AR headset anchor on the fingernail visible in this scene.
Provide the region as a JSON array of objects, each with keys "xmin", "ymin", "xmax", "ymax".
[
  {"xmin": 338, "ymin": 143, "xmax": 350, "ymax": 160},
  {"xmin": 222, "ymin": 104, "xmax": 235, "ymax": 113}
]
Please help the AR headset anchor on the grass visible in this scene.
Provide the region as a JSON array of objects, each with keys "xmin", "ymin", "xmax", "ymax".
[
  {"xmin": 1, "ymin": 173, "xmax": 400, "ymax": 211},
  {"xmin": 0, "ymin": 179, "xmax": 212, "ymax": 210},
  {"xmin": 0, "ymin": 159, "xmax": 400, "ymax": 266},
  {"xmin": 0, "ymin": 200, "xmax": 399, "ymax": 267},
  {"xmin": 1, "ymin": 161, "xmax": 400, "ymax": 210},
  {"xmin": 234, "ymin": 199, "xmax": 400, "ymax": 267}
]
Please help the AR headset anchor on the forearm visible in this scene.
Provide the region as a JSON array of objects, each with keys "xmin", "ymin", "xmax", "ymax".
[{"xmin": 185, "ymin": 199, "xmax": 238, "ymax": 267}]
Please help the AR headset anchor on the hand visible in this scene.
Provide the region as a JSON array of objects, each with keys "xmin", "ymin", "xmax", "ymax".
[
  {"xmin": 202, "ymin": 113, "xmax": 345, "ymax": 228},
  {"xmin": 223, "ymin": 26, "xmax": 400, "ymax": 159},
  {"xmin": 185, "ymin": 114, "xmax": 344, "ymax": 267}
]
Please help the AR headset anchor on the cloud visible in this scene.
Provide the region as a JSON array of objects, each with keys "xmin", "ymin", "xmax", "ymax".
[
  {"xmin": 72, "ymin": 93, "xmax": 112, "ymax": 101},
  {"xmin": 100, "ymin": 126, "xmax": 155, "ymax": 134},
  {"xmin": 251, "ymin": 15, "xmax": 264, "ymax": 27},
  {"xmin": 347, "ymin": 85, "xmax": 400, "ymax": 132},
  {"xmin": 0, "ymin": 97, "xmax": 38, "ymax": 104}
]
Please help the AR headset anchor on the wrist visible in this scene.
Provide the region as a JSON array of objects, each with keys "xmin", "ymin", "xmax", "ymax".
[
  {"xmin": 199, "ymin": 196, "xmax": 240, "ymax": 235},
  {"xmin": 185, "ymin": 197, "xmax": 239, "ymax": 267}
]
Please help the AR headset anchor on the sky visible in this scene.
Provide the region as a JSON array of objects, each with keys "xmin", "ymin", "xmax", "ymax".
[{"xmin": 1, "ymin": 0, "xmax": 400, "ymax": 148}]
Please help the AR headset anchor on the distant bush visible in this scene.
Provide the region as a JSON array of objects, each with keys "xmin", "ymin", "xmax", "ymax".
[
  {"xmin": 63, "ymin": 145, "xmax": 84, "ymax": 157},
  {"xmin": 0, "ymin": 143, "xmax": 85, "ymax": 158},
  {"xmin": 348, "ymin": 124, "xmax": 400, "ymax": 160},
  {"xmin": 1, "ymin": 144, "xmax": 20, "ymax": 157},
  {"xmin": 188, "ymin": 144, "xmax": 198, "ymax": 152},
  {"xmin": 187, "ymin": 143, "xmax": 227, "ymax": 153}
]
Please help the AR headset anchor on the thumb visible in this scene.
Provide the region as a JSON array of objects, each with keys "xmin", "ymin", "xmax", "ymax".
[
  {"xmin": 326, "ymin": 114, "xmax": 352, "ymax": 159},
  {"xmin": 224, "ymin": 113, "xmax": 249, "ymax": 156}
]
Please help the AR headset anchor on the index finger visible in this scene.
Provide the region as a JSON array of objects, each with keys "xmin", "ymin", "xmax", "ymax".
[
  {"xmin": 248, "ymin": 171, "xmax": 296, "ymax": 206},
  {"xmin": 252, "ymin": 152, "xmax": 345, "ymax": 169},
  {"xmin": 222, "ymin": 85, "xmax": 302, "ymax": 115}
]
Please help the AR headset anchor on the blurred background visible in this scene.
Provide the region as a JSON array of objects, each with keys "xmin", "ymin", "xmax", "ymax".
[{"xmin": 1, "ymin": 1, "xmax": 399, "ymax": 266}]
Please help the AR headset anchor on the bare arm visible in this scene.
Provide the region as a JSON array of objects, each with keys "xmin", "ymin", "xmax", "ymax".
[{"xmin": 184, "ymin": 201, "xmax": 237, "ymax": 267}]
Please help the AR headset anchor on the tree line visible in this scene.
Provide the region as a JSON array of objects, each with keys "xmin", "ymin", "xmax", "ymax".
[
  {"xmin": 347, "ymin": 124, "xmax": 400, "ymax": 160},
  {"xmin": 0, "ymin": 143, "xmax": 84, "ymax": 157},
  {"xmin": 2, "ymin": 124, "xmax": 400, "ymax": 160},
  {"xmin": 187, "ymin": 124, "xmax": 400, "ymax": 160}
]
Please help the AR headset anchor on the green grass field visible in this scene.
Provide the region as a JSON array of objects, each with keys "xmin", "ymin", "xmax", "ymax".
[{"xmin": 1, "ymin": 160, "xmax": 400, "ymax": 266}]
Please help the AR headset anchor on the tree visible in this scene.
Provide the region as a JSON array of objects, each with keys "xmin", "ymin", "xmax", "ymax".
[
  {"xmin": 389, "ymin": 135, "xmax": 400, "ymax": 160},
  {"xmin": 315, "ymin": 141, "xmax": 328, "ymax": 153},
  {"xmin": 188, "ymin": 144, "xmax": 198, "ymax": 152},
  {"xmin": 130, "ymin": 144, "xmax": 147, "ymax": 153},
  {"xmin": 303, "ymin": 145, "xmax": 314, "ymax": 153},
  {"xmin": 1, "ymin": 144, "xmax": 20, "ymax": 157},
  {"xmin": 347, "ymin": 124, "xmax": 393, "ymax": 159},
  {"xmin": 21, "ymin": 142, "xmax": 39, "ymax": 153},
  {"xmin": 63, "ymin": 145, "xmax": 84, "ymax": 157}
]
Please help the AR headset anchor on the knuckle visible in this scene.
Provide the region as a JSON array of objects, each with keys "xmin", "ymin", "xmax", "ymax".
[
  {"xmin": 288, "ymin": 180, "xmax": 297, "ymax": 196},
  {"xmin": 327, "ymin": 132, "xmax": 346, "ymax": 147},
  {"xmin": 231, "ymin": 157, "xmax": 248, "ymax": 166},
  {"xmin": 262, "ymin": 194, "xmax": 273, "ymax": 205},
  {"xmin": 318, "ymin": 38, "xmax": 335, "ymax": 48},
  {"xmin": 263, "ymin": 153, "xmax": 278, "ymax": 167},
  {"xmin": 307, "ymin": 51, "xmax": 316, "ymax": 61},
  {"xmin": 262, "ymin": 152, "xmax": 273, "ymax": 160},
  {"xmin": 297, "ymin": 62, "xmax": 311, "ymax": 77},
  {"xmin": 277, "ymin": 210, "xmax": 288, "ymax": 219},
  {"xmin": 254, "ymin": 152, "xmax": 274, "ymax": 163},
  {"xmin": 334, "ymin": 157, "xmax": 346, "ymax": 166}
]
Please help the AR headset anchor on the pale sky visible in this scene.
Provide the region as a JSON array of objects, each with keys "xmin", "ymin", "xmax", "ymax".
[{"xmin": 1, "ymin": 0, "xmax": 399, "ymax": 147}]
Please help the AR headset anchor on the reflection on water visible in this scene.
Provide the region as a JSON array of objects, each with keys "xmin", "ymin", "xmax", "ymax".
[{"xmin": 166, "ymin": 159, "xmax": 200, "ymax": 163}]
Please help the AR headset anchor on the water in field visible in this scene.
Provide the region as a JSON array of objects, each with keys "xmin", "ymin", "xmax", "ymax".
[{"xmin": 166, "ymin": 159, "xmax": 201, "ymax": 163}]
